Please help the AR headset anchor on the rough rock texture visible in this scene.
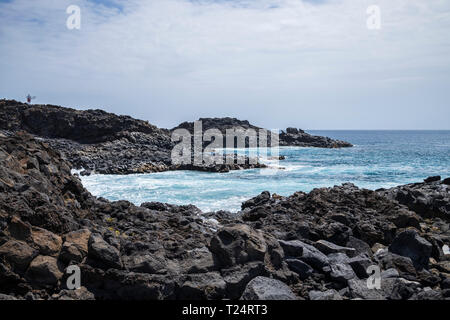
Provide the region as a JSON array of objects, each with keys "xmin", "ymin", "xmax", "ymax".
[
  {"xmin": 26, "ymin": 255, "xmax": 63, "ymax": 285},
  {"xmin": 388, "ymin": 230, "xmax": 432, "ymax": 270},
  {"xmin": 379, "ymin": 177, "xmax": 450, "ymax": 220},
  {"xmin": 240, "ymin": 276, "xmax": 297, "ymax": 300},
  {"xmin": 1, "ymin": 100, "xmax": 352, "ymax": 176},
  {"xmin": 279, "ymin": 127, "xmax": 352, "ymax": 148},
  {"xmin": 173, "ymin": 117, "xmax": 353, "ymax": 149},
  {"xmin": 0, "ymin": 100, "xmax": 166, "ymax": 144},
  {"xmin": 0, "ymin": 132, "xmax": 448, "ymax": 300}
]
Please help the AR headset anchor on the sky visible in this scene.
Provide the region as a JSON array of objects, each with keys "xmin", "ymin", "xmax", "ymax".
[{"xmin": 0, "ymin": 0, "xmax": 449, "ymax": 130}]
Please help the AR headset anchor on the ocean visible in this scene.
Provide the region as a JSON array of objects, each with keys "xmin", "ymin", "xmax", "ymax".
[{"xmin": 80, "ymin": 130, "xmax": 450, "ymax": 212}]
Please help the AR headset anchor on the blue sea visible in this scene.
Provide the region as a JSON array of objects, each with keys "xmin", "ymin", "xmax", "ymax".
[{"xmin": 80, "ymin": 131, "xmax": 450, "ymax": 212}]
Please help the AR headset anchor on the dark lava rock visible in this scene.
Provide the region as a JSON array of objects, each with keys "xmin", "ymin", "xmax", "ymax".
[
  {"xmin": 379, "ymin": 179, "xmax": 450, "ymax": 220},
  {"xmin": 279, "ymin": 240, "xmax": 329, "ymax": 270},
  {"xmin": 0, "ymin": 131, "xmax": 448, "ymax": 300},
  {"xmin": 0, "ymin": 99, "xmax": 165, "ymax": 144},
  {"xmin": 88, "ymin": 233, "xmax": 122, "ymax": 270},
  {"xmin": 240, "ymin": 276, "xmax": 297, "ymax": 300},
  {"xmin": 348, "ymin": 254, "xmax": 372, "ymax": 278},
  {"xmin": 309, "ymin": 289, "xmax": 342, "ymax": 300},
  {"xmin": 178, "ymin": 272, "xmax": 226, "ymax": 299},
  {"xmin": 424, "ymin": 176, "xmax": 441, "ymax": 183},
  {"xmin": 241, "ymin": 191, "xmax": 271, "ymax": 210},
  {"xmin": 279, "ymin": 128, "xmax": 352, "ymax": 148},
  {"xmin": 388, "ymin": 230, "xmax": 432, "ymax": 270},
  {"xmin": 26, "ymin": 255, "xmax": 63, "ymax": 285},
  {"xmin": 285, "ymin": 259, "xmax": 313, "ymax": 280},
  {"xmin": 278, "ymin": 240, "xmax": 304, "ymax": 258},
  {"xmin": 1, "ymin": 100, "xmax": 352, "ymax": 175},
  {"xmin": 0, "ymin": 240, "xmax": 37, "ymax": 272},
  {"xmin": 313, "ymin": 240, "xmax": 356, "ymax": 256},
  {"xmin": 329, "ymin": 262, "xmax": 356, "ymax": 284},
  {"xmin": 209, "ymin": 224, "xmax": 267, "ymax": 267},
  {"xmin": 173, "ymin": 117, "xmax": 353, "ymax": 149}
]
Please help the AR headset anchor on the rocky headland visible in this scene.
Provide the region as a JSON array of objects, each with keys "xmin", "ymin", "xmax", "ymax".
[
  {"xmin": 0, "ymin": 132, "xmax": 448, "ymax": 300},
  {"xmin": 0, "ymin": 100, "xmax": 352, "ymax": 175},
  {"xmin": 173, "ymin": 117, "xmax": 352, "ymax": 148}
]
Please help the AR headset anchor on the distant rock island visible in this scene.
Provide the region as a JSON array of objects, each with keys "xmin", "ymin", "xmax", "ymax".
[{"xmin": 0, "ymin": 99, "xmax": 352, "ymax": 175}]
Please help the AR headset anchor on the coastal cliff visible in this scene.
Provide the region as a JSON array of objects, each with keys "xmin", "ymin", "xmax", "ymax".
[
  {"xmin": 0, "ymin": 100, "xmax": 352, "ymax": 175},
  {"xmin": 0, "ymin": 132, "xmax": 448, "ymax": 300}
]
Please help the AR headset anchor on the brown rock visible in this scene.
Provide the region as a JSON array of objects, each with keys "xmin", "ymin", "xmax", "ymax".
[
  {"xmin": 7, "ymin": 216, "xmax": 32, "ymax": 241},
  {"xmin": 26, "ymin": 255, "xmax": 63, "ymax": 285},
  {"xmin": 31, "ymin": 227, "xmax": 62, "ymax": 256},
  {"xmin": 390, "ymin": 210, "xmax": 422, "ymax": 229},
  {"xmin": 0, "ymin": 240, "xmax": 37, "ymax": 271},
  {"xmin": 64, "ymin": 229, "xmax": 91, "ymax": 255},
  {"xmin": 53, "ymin": 287, "xmax": 95, "ymax": 300},
  {"xmin": 60, "ymin": 243, "xmax": 84, "ymax": 263},
  {"xmin": 60, "ymin": 229, "xmax": 91, "ymax": 263}
]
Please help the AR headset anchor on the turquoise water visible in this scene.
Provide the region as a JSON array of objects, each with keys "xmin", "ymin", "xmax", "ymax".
[{"xmin": 80, "ymin": 131, "xmax": 450, "ymax": 212}]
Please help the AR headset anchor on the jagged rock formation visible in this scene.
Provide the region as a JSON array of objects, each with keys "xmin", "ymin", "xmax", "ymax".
[
  {"xmin": 0, "ymin": 99, "xmax": 169, "ymax": 144},
  {"xmin": 173, "ymin": 117, "xmax": 259, "ymax": 133},
  {"xmin": 0, "ymin": 99, "xmax": 176, "ymax": 175},
  {"xmin": 378, "ymin": 176, "xmax": 450, "ymax": 220},
  {"xmin": 0, "ymin": 100, "xmax": 352, "ymax": 175},
  {"xmin": 0, "ymin": 132, "xmax": 448, "ymax": 300},
  {"xmin": 172, "ymin": 117, "xmax": 353, "ymax": 149},
  {"xmin": 280, "ymin": 127, "xmax": 352, "ymax": 148}
]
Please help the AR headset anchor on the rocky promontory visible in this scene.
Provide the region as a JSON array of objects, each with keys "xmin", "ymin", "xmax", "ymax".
[
  {"xmin": 0, "ymin": 132, "xmax": 448, "ymax": 300},
  {"xmin": 172, "ymin": 117, "xmax": 353, "ymax": 149},
  {"xmin": 0, "ymin": 100, "xmax": 352, "ymax": 175},
  {"xmin": 279, "ymin": 127, "xmax": 352, "ymax": 148}
]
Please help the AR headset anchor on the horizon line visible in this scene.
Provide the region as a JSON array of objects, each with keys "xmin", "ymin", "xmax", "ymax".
[
  {"xmin": 2, "ymin": 98, "xmax": 450, "ymax": 131},
  {"xmin": 306, "ymin": 129, "xmax": 450, "ymax": 131}
]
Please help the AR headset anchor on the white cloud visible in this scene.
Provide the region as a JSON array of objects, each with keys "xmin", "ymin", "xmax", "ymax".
[{"xmin": 1, "ymin": 0, "xmax": 450, "ymax": 129}]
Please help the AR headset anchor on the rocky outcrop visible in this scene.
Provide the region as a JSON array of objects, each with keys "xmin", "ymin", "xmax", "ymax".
[
  {"xmin": 1, "ymin": 100, "xmax": 351, "ymax": 176},
  {"xmin": 0, "ymin": 99, "xmax": 167, "ymax": 144},
  {"xmin": 173, "ymin": 117, "xmax": 258, "ymax": 134},
  {"xmin": 378, "ymin": 176, "xmax": 450, "ymax": 220},
  {"xmin": 0, "ymin": 132, "xmax": 448, "ymax": 300},
  {"xmin": 230, "ymin": 183, "xmax": 449, "ymax": 300},
  {"xmin": 172, "ymin": 118, "xmax": 353, "ymax": 149},
  {"xmin": 280, "ymin": 127, "xmax": 352, "ymax": 148}
]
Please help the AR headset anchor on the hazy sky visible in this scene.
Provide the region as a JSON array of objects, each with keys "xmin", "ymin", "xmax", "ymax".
[{"xmin": 1, "ymin": 0, "xmax": 449, "ymax": 129}]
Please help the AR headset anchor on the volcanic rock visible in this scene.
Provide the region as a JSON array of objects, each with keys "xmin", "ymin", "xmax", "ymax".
[{"xmin": 240, "ymin": 276, "xmax": 297, "ymax": 300}]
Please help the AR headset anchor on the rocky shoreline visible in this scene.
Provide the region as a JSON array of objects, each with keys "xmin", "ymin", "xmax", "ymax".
[
  {"xmin": 0, "ymin": 132, "xmax": 448, "ymax": 300},
  {"xmin": 0, "ymin": 99, "xmax": 352, "ymax": 175}
]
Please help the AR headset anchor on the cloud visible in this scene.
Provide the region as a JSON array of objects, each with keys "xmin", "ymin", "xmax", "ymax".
[{"xmin": 1, "ymin": 0, "xmax": 450, "ymax": 129}]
